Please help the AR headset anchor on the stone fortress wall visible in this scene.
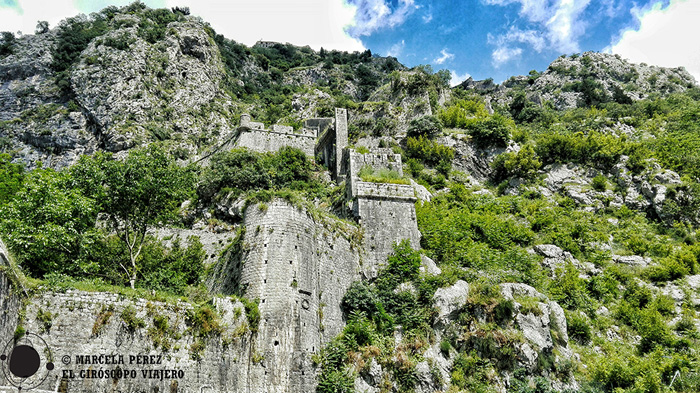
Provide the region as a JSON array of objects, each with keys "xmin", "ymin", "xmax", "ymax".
[
  {"xmin": 231, "ymin": 201, "xmax": 363, "ymax": 392},
  {"xmin": 0, "ymin": 240, "xmax": 261, "ymax": 393},
  {"xmin": 343, "ymin": 149, "xmax": 421, "ymax": 271},
  {"xmin": 0, "ymin": 108, "xmax": 424, "ymax": 393},
  {"xmin": 235, "ymin": 114, "xmax": 318, "ymax": 157}
]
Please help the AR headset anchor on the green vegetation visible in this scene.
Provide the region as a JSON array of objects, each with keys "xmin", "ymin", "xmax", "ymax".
[
  {"xmin": 199, "ymin": 146, "xmax": 326, "ymax": 203},
  {"xmin": 0, "ymin": 32, "xmax": 16, "ymax": 58},
  {"xmin": 319, "ymin": 241, "xmax": 436, "ymax": 392},
  {"xmin": 0, "ymin": 154, "xmax": 24, "ymax": 206},
  {"xmin": 357, "ymin": 165, "xmax": 409, "ymax": 185},
  {"xmin": 5, "ymin": 5, "xmax": 700, "ymax": 390}
]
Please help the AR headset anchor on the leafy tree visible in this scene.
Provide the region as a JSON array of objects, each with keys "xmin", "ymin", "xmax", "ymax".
[
  {"xmin": 0, "ymin": 168, "xmax": 98, "ymax": 276},
  {"xmin": 99, "ymin": 145, "xmax": 194, "ymax": 288},
  {"xmin": 0, "ymin": 154, "xmax": 24, "ymax": 205},
  {"xmin": 35, "ymin": 21, "xmax": 49, "ymax": 34},
  {"xmin": 0, "ymin": 32, "xmax": 16, "ymax": 57},
  {"xmin": 139, "ymin": 236, "xmax": 205, "ymax": 294}
]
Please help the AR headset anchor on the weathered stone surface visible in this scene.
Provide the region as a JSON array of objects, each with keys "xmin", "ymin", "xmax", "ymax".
[
  {"xmin": 208, "ymin": 199, "xmax": 364, "ymax": 392},
  {"xmin": 439, "ymin": 135, "xmax": 509, "ymax": 182},
  {"xmin": 433, "ymin": 280, "xmax": 469, "ymax": 321},
  {"xmin": 420, "ymin": 255, "xmax": 441, "ymax": 275},
  {"xmin": 500, "ymin": 283, "xmax": 546, "ymax": 301},
  {"xmin": 0, "ymin": 277, "xmax": 255, "ymax": 393},
  {"xmin": 612, "ymin": 254, "xmax": 651, "ymax": 267},
  {"xmin": 410, "ymin": 178, "xmax": 433, "ymax": 202}
]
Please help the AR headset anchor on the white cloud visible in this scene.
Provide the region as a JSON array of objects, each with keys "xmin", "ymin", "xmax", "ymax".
[
  {"xmin": 485, "ymin": 0, "xmax": 590, "ymax": 54},
  {"xmin": 486, "ymin": 27, "xmax": 544, "ymax": 67},
  {"xmin": 344, "ymin": 0, "xmax": 417, "ymax": 37},
  {"xmin": 167, "ymin": 0, "xmax": 365, "ymax": 52},
  {"xmin": 0, "ymin": 0, "xmax": 80, "ymax": 34},
  {"xmin": 492, "ymin": 46, "xmax": 523, "ymax": 67},
  {"xmin": 610, "ymin": 0, "xmax": 700, "ymax": 82},
  {"xmin": 433, "ymin": 49, "xmax": 454, "ymax": 65},
  {"xmin": 387, "ymin": 39, "xmax": 405, "ymax": 57},
  {"xmin": 450, "ymin": 70, "xmax": 471, "ymax": 86},
  {"xmin": 422, "ymin": 12, "xmax": 432, "ymax": 23}
]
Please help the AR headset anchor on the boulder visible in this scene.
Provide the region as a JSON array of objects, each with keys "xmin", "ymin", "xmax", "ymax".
[
  {"xmin": 433, "ymin": 280, "xmax": 469, "ymax": 321},
  {"xmin": 612, "ymin": 255, "xmax": 651, "ymax": 267}
]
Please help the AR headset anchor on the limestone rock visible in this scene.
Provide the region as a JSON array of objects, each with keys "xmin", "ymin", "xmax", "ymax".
[
  {"xmin": 500, "ymin": 283, "xmax": 545, "ymax": 301},
  {"xmin": 612, "ymin": 254, "xmax": 651, "ymax": 267},
  {"xmin": 410, "ymin": 179, "xmax": 433, "ymax": 202},
  {"xmin": 71, "ymin": 20, "xmax": 235, "ymax": 152},
  {"xmin": 433, "ymin": 280, "xmax": 469, "ymax": 321},
  {"xmin": 420, "ymin": 254, "xmax": 441, "ymax": 275}
]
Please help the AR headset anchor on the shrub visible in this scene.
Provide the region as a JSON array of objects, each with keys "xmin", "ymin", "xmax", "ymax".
[
  {"xmin": 405, "ymin": 135, "xmax": 454, "ymax": 168},
  {"xmin": 566, "ymin": 312, "xmax": 592, "ymax": 344},
  {"xmin": 341, "ymin": 281, "xmax": 378, "ymax": 317},
  {"xmin": 199, "ymin": 147, "xmax": 321, "ymax": 202},
  {"xmin": 0, "ymin": 154, "xmax": 24, "ymax": 205},
  {"xmin": 0, "ymin": 31, "xmax": 16, "ymax": 57},
  {"xmin": 407, "ymin": 115, "xmax": 443, "ymax": 138},
  {"xmin": 438, "ymin": 99, "xmax": 489, "ymax": 129},
  {"xmin": 491, "ymin": 145, "xmax": 542, "ymax": 182},
  {"xmin": 466, "ymin": 113, "xmax": 511, "ymax": 148},
  {"xmin": 138, "ymin": 236, "xmax": 205, "ymax": 295},
  {"xmin": 121, "ymin": 305, "xmax": 145, "ymax": 332},
  {"xmin": 509, "ymin": 91, "xmax": 551, "ymax": 124},
  {"xmin": 591, "ymin": 174, "xmax": 607, "ymax": 192}
]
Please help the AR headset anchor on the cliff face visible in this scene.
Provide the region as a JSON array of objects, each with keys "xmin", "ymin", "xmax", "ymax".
[{"xmin": 0, "ymin": 12, "xmax": 236, "ymax": 169}]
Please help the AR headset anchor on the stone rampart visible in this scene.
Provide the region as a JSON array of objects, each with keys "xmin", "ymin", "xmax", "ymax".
[
  {"xmin": 208, "ymin": 200, "xmax": 365, "ymax": 392},
  {"xmin": 0, "ymin": 280, "xmax": 257, "ymax": 393},
  {"xmin": 343, "ymin": 148, "xmax": 421, "ymax": 272},
  {"xmin": 236, "ymin": 129, "xmax": 316, "ymax": 157},
  {"xmin": 236, "ymin": 114, "xmax": 317, "ymax": 156}
]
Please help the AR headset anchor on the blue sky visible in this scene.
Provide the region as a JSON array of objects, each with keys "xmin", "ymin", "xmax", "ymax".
[{"xmin": 1, "ymin": 0, "xmax": 698, "ymax": 84}]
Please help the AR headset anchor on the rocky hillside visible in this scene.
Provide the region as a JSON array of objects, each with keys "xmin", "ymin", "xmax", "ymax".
[
  {"xmin": 461, "ymin": 51, "xmax": 696, "ymax": 110},
  {"xmin": 2, "ymin": 3, "xmax": 700, "ymax": 393}
]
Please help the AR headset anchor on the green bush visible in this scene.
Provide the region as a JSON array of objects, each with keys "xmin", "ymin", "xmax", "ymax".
[
  {"xmin": 466, "ymin": 113, "xmax": 511, "ymax": 148},
  {"xmin": 407, "ymin": 115, "xmax": 443, "ymax": 138},
  {"xmin": 199, "ymin": 147, "xmax": 322, "ymax": 202},
  {"xmin": 566, "ymin": 312, "xmax": 592, "ymax": 344},
  {"xmin": 491, "ymin": 145, "xmax": 542, "ymax": 182},
  {"xmin": 138, "ymin": 236, "xmax": 205, "ymax": 295},
  {"xmin": 0, "ymin": 154, "xmax": 24, "ymax": 205},
  {"xmin": 591, "ymin": 174, "xmax": 607, "ymax": 192},
  {"xmin": 439, "ymin": 99, "xmax": 490, "ymax": 128},
  {"xmin": 405, "ymin": 135, "xmax": 454, "ymax": 169}
]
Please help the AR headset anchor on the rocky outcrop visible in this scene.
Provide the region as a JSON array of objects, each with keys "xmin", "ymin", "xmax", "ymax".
[
  {"xmin": 351, "ymin": 281, "xmax": 576, "ymax": 393},
  {"xmin": 433, "ymin": 280, "xmax": 469, "ymax": 323},
  {"xmin": 72, "ymin": 19, "xmax": 234, "ymax": 152},
  {"xmin": 0, "ymin": 13, "xmax": 236, "ymax": 169},
  {"xmin": 439, "ymin": 135, "xmax": 511, "ymax": 182},
  {"xmin": 533, "ymin": 244, "xmax": 600, "ymax": 278},
  {"xmin": 470, "ymin": 52, "xmax": 697, "ymax": 111}
]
